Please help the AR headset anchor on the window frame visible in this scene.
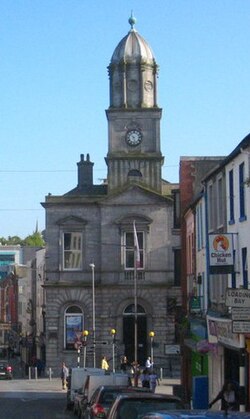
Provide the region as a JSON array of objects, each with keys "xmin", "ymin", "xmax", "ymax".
[
  {"xmin": 62, "ymin": 231, "xmax": 83, "ymax": 271},
  {"xmin": 242, "ymin": 247, "xmax": 248, "ymax": 289},
  {"xmin": 229, "ymin": 169, "xmax": 235, "ymax": 224},
  {"xmin": 122, "ymin": 230, "xmax": 145, "ymax": 270},
  {"xmin": 239, "ymin": 162, "xmax": 246, "ymax": 221}
]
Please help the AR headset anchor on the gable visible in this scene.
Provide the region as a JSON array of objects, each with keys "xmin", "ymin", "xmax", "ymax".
[{"xmin": 101, "ymin": 184, "xmax": 173, "ymax": 207}]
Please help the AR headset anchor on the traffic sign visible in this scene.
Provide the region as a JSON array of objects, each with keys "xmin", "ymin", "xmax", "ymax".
[
  {"xmin": 225, "ymin": 288, "xmax": 250, "ymax": 307},
  {"xmin": 232, "ymin": 307, "xmax": 250, "ymax": 321},
  {"xmin": 233, "ymin": 321, "xmax": 250, "ymax": 334}
]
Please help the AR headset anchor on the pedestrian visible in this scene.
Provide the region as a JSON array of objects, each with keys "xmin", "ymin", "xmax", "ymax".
[
  {"xmin": 140, "ymin": 368, "xmax": 150, "ymax": 388},
  {"xmin": 120, "ymin": 355, "xmax": 128, "ymax": 372},
  {"xmin": 209, "ymin": 380, "xmax": 239, "ymax": 411},
  {"xmin": 131, "ymin": 361, "xmax": 140, "ymax": 387},
  {"xmin": 61, "ymin": 362, "xmax": 69, "ymax": 390},
  {"xmin": 145, "ymin": 356, "xmax": 153, "ymax": 371},
  {"xmin": 101, "ymin": 356, "xmax": 109, "ymax": 370},
  {"xmin": 149, "ymin": 369, "xmax": 159, "ymax": 393}
]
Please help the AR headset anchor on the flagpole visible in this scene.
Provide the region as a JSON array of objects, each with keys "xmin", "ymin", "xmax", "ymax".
[
  {"xmin": 133, "ymin": 221, "xmax": 140, "ymax": 382},
  {"xmin": 134, "ymin": 245, "xmax": 138, "ymax": 369}
]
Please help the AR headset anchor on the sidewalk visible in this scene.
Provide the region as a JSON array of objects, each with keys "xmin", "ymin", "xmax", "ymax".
[{"xmin": 156, "ymin": 378, "xmax": 181, "ymax": 395}]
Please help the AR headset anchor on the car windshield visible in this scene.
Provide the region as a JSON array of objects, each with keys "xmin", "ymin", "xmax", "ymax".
[{"xmin": 118, "ymin": 399, "xmax": 184, "ymax": 419}]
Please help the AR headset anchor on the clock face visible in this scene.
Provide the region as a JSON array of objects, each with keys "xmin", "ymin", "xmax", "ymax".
[{"xmin": 126, "ymin": 129, "xmax": 142, "ymax": 146}]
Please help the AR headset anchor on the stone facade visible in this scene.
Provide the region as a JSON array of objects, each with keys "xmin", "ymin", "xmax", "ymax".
[{"xmin": 42, "ymin": 18, "xmax": 181, "ymax": 376}]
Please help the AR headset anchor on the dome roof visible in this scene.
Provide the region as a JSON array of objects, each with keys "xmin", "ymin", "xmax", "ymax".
[{"xmin": 110, "ymin": 17, "xmax": 156, "ymax": 65}]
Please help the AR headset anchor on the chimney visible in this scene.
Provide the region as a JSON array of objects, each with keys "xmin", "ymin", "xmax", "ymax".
[{"xmin": 77, "ymin": 154, "xmax": 94, "ymax": 188}]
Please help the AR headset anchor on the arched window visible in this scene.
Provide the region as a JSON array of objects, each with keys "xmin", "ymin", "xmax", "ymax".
[
  {"xmin": 123, "ymin": 304, "xmax": 146, "ymax": 316},
  {"xmin": 64, "ymin": 305, "xmax": 83, "ymax": 350},
  {"xmin": 128, "ymin": 169, "xmax": 142, "ymax": 179}
]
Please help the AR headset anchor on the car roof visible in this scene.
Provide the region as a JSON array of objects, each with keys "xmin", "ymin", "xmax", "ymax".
[
  {"xmin": 141, "ymin": 410, "xmax": 250, "ymax": 418},
  {"xmin": 114, "ymin": 393, "xmax": 181, "ymax": 400},
  {"xmin": 96, "ymin": 385, "xmax": 151, "ymax": 392}
]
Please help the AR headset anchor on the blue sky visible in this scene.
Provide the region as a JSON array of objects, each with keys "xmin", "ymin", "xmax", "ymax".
[{"xmin": 1, "ymin": 0, "xmax": 250, "ymax": 238}]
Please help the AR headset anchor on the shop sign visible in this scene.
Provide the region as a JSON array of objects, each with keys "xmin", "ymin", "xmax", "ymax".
[
  {"xmin": 207, "ymin": 315, "xmax": 241, "ymax": 348},
  {"xmin": 0, "ymin": 323, "xmax": 11, "ymax": 330},
  {"xmin": 209, "ymin": 234, "xmax": 234, "ymax": 274}
]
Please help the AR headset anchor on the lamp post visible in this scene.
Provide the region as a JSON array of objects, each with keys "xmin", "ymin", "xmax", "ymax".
[
  {"xmin": 89, "ymin": 263, "xmax": 96, "ymax": 368},
  {"xmin": 110, "ymin": 329, "xmax": 116, "ymax": 372},
  {"xmin": 82, "ymin": 330, "xmax": 89, "ymax": 368},
  {"xmin": 149, "ymin": 331, "xmax": 155, "ymax": 365}
]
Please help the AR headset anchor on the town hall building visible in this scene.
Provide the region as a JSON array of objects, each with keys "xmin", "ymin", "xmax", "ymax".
[{"xmin": 42, "ymin": 16, "xmax": 181, "ymax": 374}]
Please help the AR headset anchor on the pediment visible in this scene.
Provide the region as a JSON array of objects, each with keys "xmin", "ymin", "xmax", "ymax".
[{"xmin": 102, "ymin": 184, "xmax": 172, "ymax": 206}]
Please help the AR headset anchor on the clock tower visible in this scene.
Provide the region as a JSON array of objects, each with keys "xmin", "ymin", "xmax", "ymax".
[{"xmin": 105, "ymin": 15, "xmax": 164, "ymax": 193}]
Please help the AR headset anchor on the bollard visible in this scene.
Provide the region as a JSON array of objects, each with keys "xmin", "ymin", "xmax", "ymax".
[
  {"xmin": 160, "ymin": 367, "xmax": 163, "ymax": 381},
  {"xmin": 49, "ymin": 367, "xmax": 52, "ymax": 381},
  {"xmin": 28, "ymin": 366, "xmax": 31, "ymax": 380},
  {"xmin": 35, "ymin": 367, "xmax": 38, "ymax": 380}
]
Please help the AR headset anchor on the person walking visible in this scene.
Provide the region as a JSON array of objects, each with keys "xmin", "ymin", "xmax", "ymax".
[
  {"xmin": 149, "ymin": 369, "xmax": 159, "ymax": 393},
  {"xmin": 145, "ymin": 356, "xmax": 153, "ymax": 371},
  {"xmin": 61, "ymin": 362, "xmax": 69, "ymax": 390},
  {"xmin": 101, "ymin": 356, "xmax": 109, "ymax": 370},
  {"xmin": 140, "ymin": 368, "xmax": 150, "ymax": 388},
  {"xmin": 209, "ymin": 380, "xmax": 239, "ymax": 411},
  {"xmin": 120, "ymin": 355, "xmax": 128, "ymax": 372}
]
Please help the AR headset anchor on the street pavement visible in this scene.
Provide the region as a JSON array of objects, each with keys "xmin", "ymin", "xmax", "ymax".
[{"xmin": 0, "ymin": 376, "xmax": 181, "ymax": 395}]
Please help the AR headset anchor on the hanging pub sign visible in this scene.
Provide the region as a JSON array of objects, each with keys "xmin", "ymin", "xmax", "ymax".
[{"xmin": 209, "ymin": 233, "xmax": 234, "ymax": 274}]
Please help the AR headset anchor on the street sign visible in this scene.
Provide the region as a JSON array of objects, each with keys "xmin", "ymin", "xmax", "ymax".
[
  {"xmin": 233, "ymin": 321, "xmax": 250, "ymax": 334},
  {"xmin": 164, "ymin": 344, "xmax": 180, "ymax": 355},
  {"xmin": 225, "ymin": 288, "xmax": 250, "ymax": 307},
  {"xmin": 0, "ymin": 323, "xmax": 11, "ymax": 330},
  {"xmin": 232, "ymin": 307, "xmax": 250, "ymax": 321}
]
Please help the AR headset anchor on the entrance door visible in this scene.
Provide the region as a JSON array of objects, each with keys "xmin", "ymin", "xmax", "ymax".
[
  {"xmin": 123, "ymin": 304, "xmax": 147, "ymax": 365},
  {"xmin": 224, "ymin": 348, "xmax": 239, "ymax": 384}
]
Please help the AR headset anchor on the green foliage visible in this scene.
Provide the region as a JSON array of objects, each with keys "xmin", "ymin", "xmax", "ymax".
[
  {"xmin": 23, "ymin": 231, "xmax": 45, "ymax": 247},
  {"xmin": 0, "ymin": 231, "xmax": 45, "ymax": 247}
]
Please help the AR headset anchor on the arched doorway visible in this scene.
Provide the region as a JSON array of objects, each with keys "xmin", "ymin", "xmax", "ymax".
[{"xmin": 123, "ymin": 304, "xmax": 147, "ymax": 366}]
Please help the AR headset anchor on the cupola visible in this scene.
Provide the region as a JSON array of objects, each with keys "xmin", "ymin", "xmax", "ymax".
[{"xmin": 108, "ymin": 14, "xmax": 159, "ymax": 109}]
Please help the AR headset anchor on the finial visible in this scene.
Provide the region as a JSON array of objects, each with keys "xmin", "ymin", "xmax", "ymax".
[{"xmin": 128, "ymin": 11, "xmax": 136, "ymax": 30}]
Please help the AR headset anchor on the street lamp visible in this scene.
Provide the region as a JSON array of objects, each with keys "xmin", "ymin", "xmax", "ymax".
[
  {"xmin": 89, "ymin": 263, "xmax": 96, "ymax": 368},
  {"xmin": 82, "ymin": 330, "xmax": 89, "ymax": 368},
  {"xmin": 149, "ymin": 331, "xmax": 155, "ymax": 365},
  {"xmin": 110, "ymin": 329, "xmax": 116, "ymax": 372}
]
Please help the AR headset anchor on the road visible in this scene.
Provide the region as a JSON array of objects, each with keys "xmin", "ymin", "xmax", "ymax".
[
  {"xmin": 0, "ymin": 376, "xmax": 180, "ymax": 419},
  {"xmin": 0, "ymin": 378, "xmax": 74, "ymax": 419}
]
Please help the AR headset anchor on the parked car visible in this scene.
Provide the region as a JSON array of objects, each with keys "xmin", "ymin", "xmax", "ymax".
[
  {"xmin": 106, "ymin": 393, "xmax": 185, "ymax": 419},
  {"xmin": 0, "ymin": 360, "xmax": 12, "ymax": 379},
  {"xmin": 141, "ymin": 411, "xmax": 250, "ymax": 418},
  {"xmin": 67, "ymin": 368, "xmax": 105, "ymax": 409},
  {"xmin": 82, "ymin": 385, "xmax": 153, "ymax": 419},
  {"xmin": 73, "ymin": 387, "xmax": 85, "ymax": 417}
]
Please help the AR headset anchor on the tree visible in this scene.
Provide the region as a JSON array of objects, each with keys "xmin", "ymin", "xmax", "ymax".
[
  {"xmin": 0, "ymin": 231, "xmax": 45, "ymax": 247},
  {"xmin": 23, "ymin": 231, "xmax": 45, "ymax": 247}
]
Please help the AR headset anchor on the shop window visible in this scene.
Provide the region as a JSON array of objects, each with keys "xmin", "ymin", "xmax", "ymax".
[{"xmin": 64, "ymin": 305, "xmax": 83, "ymax": 350}]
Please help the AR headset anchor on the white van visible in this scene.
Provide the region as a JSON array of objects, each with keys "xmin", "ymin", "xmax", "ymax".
[
  {"xmin": 83, "ymin": 372, "xmax": 131, "ymax": 402},
  {"xmin": 67, "ymin": 367, "xmax": 104, "ymax": 408}
]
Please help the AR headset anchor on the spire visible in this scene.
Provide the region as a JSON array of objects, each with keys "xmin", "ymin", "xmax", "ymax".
[{"xmin": 128, "ymin": 11, "xmax": 136, "ymax": 31}]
